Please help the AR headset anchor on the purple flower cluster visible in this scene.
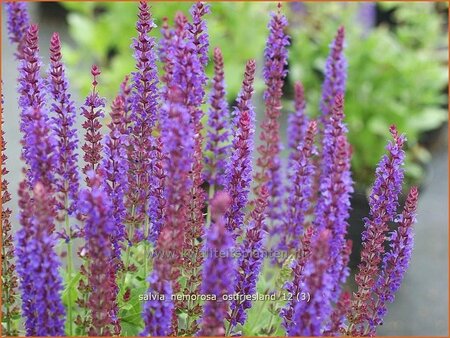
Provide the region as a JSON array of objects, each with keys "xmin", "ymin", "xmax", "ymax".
[
  {"xmin": 5, "ymin": 1, "xmax": 29, "ymax": 59},
  {"xmin": 277, "ymin": 120, "xmax": 317, "ymax": 258},
  {"xmin": 224, "ymin": 59, "xmax": 256, "ymax": 238},
  {"xmin": 288, "ymin": 230, "xmax": 334, "ymax": 336},
  {"xmin": 79, "ymin": 173, "xmax": 117, "ymax": 336},
  {"xmin": 204, "ymin": 47, "xmax": 231, "ymax": 188},
  {"xmin": 127, "ymin": 1, "xmax": 159, "ymax": 232},
  {"xmin": 5, "ymin": 2, "xmax": 420, "ymax": 337},
  {"xmin": 371, "ymin": 186, "xmax": 419, "ymax": 332},
  {"xmin": 320, "ymin": 26, "xmax": 347, "ymax": 126},
  {"xmin": 81, "ymin": 65, "xmax": 106, "ymax": 188},
  {"xmin": 349, "ymin": 125, "xmax": 410, "ymax": 335},
  {"xmin": 314, "ymin": 94, "xmax": 353, "ymax": 301},
  {"xmin": 48, "ymin": 32, "xmax": 79, "ymax": 217},
  {"xmin": 1, "ymin": 97, "xmax": 20, "ymax": 336},
  {"xmin": 198, "ymin": 191, "xmax": 235, "ymax": 336},
  {"xmin": 19, "ymin": 25, "xmax": 57, "ymax": 188},
  {"xmin": 259, "ymin": 6, "xmax": 290, "ymax": 230},
  {"xmin": 103, "ymin": 95, "xmax": 129, "ymax": 260},
  {"xmin": 16, "ymin": 182, "xmax": 65, "ymax": 336}
]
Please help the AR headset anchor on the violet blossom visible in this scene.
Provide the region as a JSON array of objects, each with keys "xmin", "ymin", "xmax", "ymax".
[
  {"xmin": 370, "ymin": 186, "xmax": 419, "ymax": 333},
  {"xmin": 48, "ymin": 32, "xmax": 79, "ymax": 217},
  {"xmin": 204, "ymin": 47, "xmax": 231, "ymax": 189},
  {"xmin": 314, "ymin": 94, "xmax": 353, "ymax": 301},
  {"xmin": 256, "ymin": 5, "xmax": 290, "ymax": 232},
  {"xmin": 288, "ymin": 230, "xmax": 333, "ymax": 337},
  {"xmin": 224, "ymin": 59, "xmax": 256, "ymax": 238},
  {"xmin": 15, "ymin": 182, "xmax": 65, "ymax": 336},
  {"xmin": 79, "ymin": 172, "xmax": 117, "ymax": 336},
  {"xmin": 81, "ymin": 65, "xmax": 106, "ymax": 188},
  {"xmin": 198, "ymin": 191, "xmax": 235, "ymax": 336},
  {"xmin": 277, "ymin": 120, "xmax": 317, "ymax": 260},
  {"xmin": 5, "ymin": 1, "xmax": 29, "ymax": 59},
  {"xmin": 126, "ymin": 1, "xmax": 159, "ymax": 236},
  {"xmin": 320, "ymin": 26, "xmax": 347, "ymax": 126},
  {"xmin": 349, "ymin": 125, "xmax": 406, "ymax": 335}
]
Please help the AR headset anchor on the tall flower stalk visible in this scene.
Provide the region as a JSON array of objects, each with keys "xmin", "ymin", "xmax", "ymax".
[
  {"xmin": 5, "ymin": 1, "xmax": 30, "ymax": 60},
  {"xmin": 81, "ymin": 65, "xmax": 105, "ymax": 187},
  {"xmin": 16, "ymin": 182, "xmax": 65, "ymax": 336},
  {"xmin": 276, "ymin": 120, "xmax": 317, "ymax": 262},
  {"xmin": 320, "ymin": 26, "xmax": 347, "ymax": 127},
  {"xmin": 48, "ymin": 32, "xmax": 79, "ymax": 336},
  {"xmin": 314, "ymin": 94, "xmax": 353, "ymax": 301},
  {"xmin": 348, "ymin": 125, "xmax": 407, "ymax": 335},
  {"xmin": 1, "ymin": 97, "xmax": 20, "ymax": 336},
  {"xmin": 257, "ymin": 5, "xmax": 290, "ymax": 232},
  {"xmin": 204, "ymin": 47, "xmax": 230, "ymax": 192},
  {"xmin": 224, "ymin": 59, "xmax": 256, "ymax": 238},
  {"xmin": 198, "ymin": 191, "xmax": 235, "ymax": 336},
  {"xmin": 127, "ymin": 0, "xmax": 159, "ymax": 239},
  {"xmin": 79, "ymin": 173, "xmax": 117, "ymax": 336}
]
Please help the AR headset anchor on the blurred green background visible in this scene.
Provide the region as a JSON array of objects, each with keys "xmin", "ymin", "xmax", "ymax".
[{"xmin": 59, "ymin": 1, "xmax": 448, "ymax": 190}]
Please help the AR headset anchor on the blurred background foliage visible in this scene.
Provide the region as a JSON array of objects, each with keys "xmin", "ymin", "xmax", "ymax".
[{"xmin": 59, "ymin": 1, "xmax": 448, "ymax": 190}]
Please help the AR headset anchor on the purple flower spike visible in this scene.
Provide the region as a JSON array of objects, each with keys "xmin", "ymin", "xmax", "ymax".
[
  {"xmin": 288, "ymin": 81, "xmax": 308, "ymax": 152},
  {"xmin": 81, "ymin": 65, "xmax": 106, "ymax": 188},
  {"xmin": 288, "ymin": 230, "xmax": 333, "ymax": 337},
  {"xmin": 16, "ymin": 182, "xmax": 65, "ymax": 336},
  {"xmin": 5, "ymin": 1, "xmax": 30, "ymax": 59},
  {"xmin": 204, "ymin": 47, "xmax": 231, "ymax": 188},
  {"xmin": 314, "ymin": 94, "xmax": 353, "ymax": 301},
  {"xmin": 79, "ymin": 172, "xmax": 117, "ymax": 336},
  {"xmin": 277, "ymin": 120, "xmax": 317, "ymax": 259},
  {"xmin": 148, "ymin": 135, "xmax": 167, "ymax": 243},
  {"xmin": 141, "ymin": 270, "xmax": 174, "ymax": 336},
  {"xmin": 225, "ymin": 59, "xmax": 256, "ymax": 238},
  {"xmin": 1, "ymin": 99, "xmax": 20, "ymax": 336},
  {"xmin": 19, "ymin": 25, "xmax": 56, "ymax": 188},
  {"xmin": 370, "ymin": 187, "xmax": 419, "ymax": 333},
  {"xmin": 127, "ymin": 1, "xmax": 159, "ymax": 230},
  {"xmin": 198, "ymin": 191, "xmax": 235, "ymax": 336},
  {"xmin": 229, "ymin": 186, "xmax": 269, "ymax": 330},
  {"xmin": 257, "ymin": 4, "xmax": 290, "ymax": 231},
  {"xmin": 48, "ymin": 32, "xmax": 79, "ymax": 217},
  {"xmin": 103, "ymin": 95, "xmax": 129, "ymax": 261},
  {"xmin": 350, "ymin": 125, "xmax": 406, "ymax": 335},
  {"xmin": 320, "ymin": 26, "xmax": 347, "ymax": 126},
  {"xmin": 189, "ymin": 2, "xmax": 210, "ymax": 67}
]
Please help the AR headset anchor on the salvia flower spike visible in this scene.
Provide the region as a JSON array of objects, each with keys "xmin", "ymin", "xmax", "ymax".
[
  {"xmin": 314, "ymin": 94, "xmax": 353, "ymax": 301},
  {"xmin": 288, "ymin": 230, "xmax": 334, "ymax": 336},
  {"xmin": 127, "ymin": 1, "xmax": 159, "ymax": 233},
  {"xmin": 277, "ymin": 120, "xmax": 317, "ymax": 260},
  {"xmin": 3, "ymin": 2, "xmax": 421, "ymax": 337},
  {"xmin": 350, "ymin": 125, "xmax": 406, "ymax": 334},
  {"xmin": 81, "ymin": 65, "xmax": 105, "ymax": 188},
  {"xmin": 48, "ymin": 32, "xmax": 80, "ymax": 217},
  {"xmin": 370, "ymin": 186, "xmax": 419, "ymax": 333},
  {"xmin": 257, "ymin": 4, "xmax": 290, "ymax": 231},
  {"xmin": 16, "ymin": 182, "xmax": 66, "ymax": 336},
  {"xmin": 224, "ymin": 59, "xmax": 256, "ymax": 238},
  {"xmin": 320, "ymin": 26, "xmax": 347, "ymax": 127},
  {"xmin": 79, "ymin": 172, "xmax": 118, "ymax": 336},
  {"xmin": 1, "ymin": 96, "xmax": 20, "ymax": 336},
  {"xmin": 198, "ymin": 191, "xmax": 235, "ymax": 336},
  {"xmin": 204, "ymin": 47, "xmax": 231, "ymax": 189},
  {"xmin": 5, "ymin": 1, "xmax": 30, "ymax": 60}
]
